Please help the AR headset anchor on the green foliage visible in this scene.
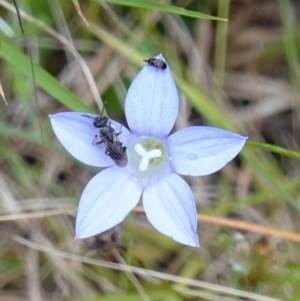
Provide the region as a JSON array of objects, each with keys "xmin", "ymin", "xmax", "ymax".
[
  {"xmin": 95, "ymin": 0, "xmax": 227, "ymax": 21},
  {"xmin": 1, "ymin": 0, "xmax": 300, "ymax": 300},
  {"xmin": 0, "ymin": 39, "xmax": 93, "ymax": 113}
]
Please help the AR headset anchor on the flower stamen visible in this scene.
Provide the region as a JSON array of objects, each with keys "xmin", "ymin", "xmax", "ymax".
[
  {"xmin": 134, "ymin": 143, "xmax": 162, "ymax": 171},
  {"xmin": 139, "ymin": 157, "xmax": 149, "ymax": 171},
  {"xmin": 134, "ymin": 144, "xmax": 147, "ymax": 156}
]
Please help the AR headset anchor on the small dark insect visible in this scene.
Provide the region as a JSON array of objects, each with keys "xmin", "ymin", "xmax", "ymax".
[
  {"xmin": 97, "ymin": 123, "xmax": 128, "ymax": 167},
  {"xmin": 144, "ymin": 57, "xmax": 167, "ymax": 69},
  {"xmin": 82, "ymin": 106, "xmax": 128, "ymax": 167},
  {"xmin": 90, "ymin": 225, "xmax": 125, "ymax": 254}
]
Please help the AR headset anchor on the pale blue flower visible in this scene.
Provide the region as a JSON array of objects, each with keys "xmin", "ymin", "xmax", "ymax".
[{"xmin": 49, "ymin": 54, "xmax": 247, "ymax": 247}]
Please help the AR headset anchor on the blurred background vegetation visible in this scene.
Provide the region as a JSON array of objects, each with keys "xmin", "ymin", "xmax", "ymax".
[{"xmin": 1, "ymin": 0, "xmax": 300, "ymax": 300}]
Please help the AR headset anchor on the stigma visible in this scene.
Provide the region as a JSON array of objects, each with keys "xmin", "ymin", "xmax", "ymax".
[
  {"xmin": 126, "ymin": 136, "xmax": 170, "ymax": 186},
  {"xmin": 134, "ymin": 144, "xmax": 162, "ymax": 171}
]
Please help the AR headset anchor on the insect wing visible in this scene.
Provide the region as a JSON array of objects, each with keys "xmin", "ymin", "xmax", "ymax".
[{"xmin": 105, "ymin": 140, "xmax": 128, "ymax": 167}]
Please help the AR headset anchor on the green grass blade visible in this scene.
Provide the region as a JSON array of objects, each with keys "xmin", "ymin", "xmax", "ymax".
[
  {"xmin": 95, "ymin": 0, "xmax": 227, "ymax": 21},
  {"xmin": 279, "ymin": 0, "xmax": 300, "ymax": 121},
  {"xmin": 246, "ymin": 140, "xmax": 300, "ymax": 160},
  {"xmin": 214, "ymin": 0, "xmax": 230, "ymax": 102},
  {"xmin": 67, "ymin": 291, "xmax": 174, "ymax": 301},
  {"xmin": 0, "ymin": 39, "xmax": 93, "ymax": 113},
  {"xmin": 242, "ymin": 153, "xmax": 300, "ymax": 212}
]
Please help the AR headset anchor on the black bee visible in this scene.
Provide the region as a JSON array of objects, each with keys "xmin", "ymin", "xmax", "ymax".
[
  {"xmin": 82, "ymin": 107, "xmax": 128, "ymax": 167},
  {"xmin": 96, "ymin": 122, "xmax": 128, "ymax": 167},
  {"xmin": 144, "ymin": 57, "xmax": 167, "ymax": 69}
]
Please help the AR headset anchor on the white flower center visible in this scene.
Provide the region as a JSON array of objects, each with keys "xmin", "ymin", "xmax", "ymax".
[
  {"xmin": 134, "ymin": 144, "xmax": 162, "ymax": 171},
  {"xmin": 126, "ymin": 136, "xmax": 170, "ymax": 187}
]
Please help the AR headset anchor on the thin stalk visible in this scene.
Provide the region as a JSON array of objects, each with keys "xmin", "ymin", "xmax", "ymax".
[
  {"xmin": 279, "ymin": 0, "xmax": 300, "ymax": 123},
  {"xmin": 214, "ymin": 0, "xmax": 230, "ymax": 103}
]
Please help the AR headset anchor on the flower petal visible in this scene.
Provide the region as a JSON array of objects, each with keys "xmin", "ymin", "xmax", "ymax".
[
  {"xmin": 49, "ymin": 112, "xmax": 133, "ymax": 167},
  {"xmin": 125, "ymin": 54, "xmax": 179, "ymax": 138},
  {"xmin": 143, "ymin": 173, "xmax": 199, "ymax": 247},
  {"xmin": 76, "ymin": 166, "xmax": 142, "ymax": 239},
  {"xmin": 168, "ymin": 126, "xmax": 247, "ymax": 176}
]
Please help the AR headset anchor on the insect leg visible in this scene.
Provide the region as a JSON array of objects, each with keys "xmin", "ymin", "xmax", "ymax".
[
  {"xmin": 116, "ymin": 125, "xmax": 123, "ymax": 136},
  {"xmin": 93, "ymin": 133, "xmax": 104, "ymax": 145}
]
